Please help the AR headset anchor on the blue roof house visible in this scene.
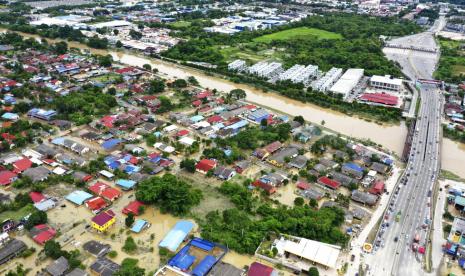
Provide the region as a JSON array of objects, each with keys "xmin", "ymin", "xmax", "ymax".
[
  {"xmin": 65, "ymin": 190, "xmax": 93, "ymax": 205},
  {"xmin": 115, "ymin": 179, "xmax": 137, "ymax": 190},
  {"xmin": 131, "ymin": 219, "xmax": 149, "ymax": 233}
]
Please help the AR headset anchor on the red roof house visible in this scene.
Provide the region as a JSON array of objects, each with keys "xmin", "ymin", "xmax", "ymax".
[
  {"xmin": 264, "ymin": 141, "xmax": 282, "ymax": 154},
  {"xmin": 195, "ymin": 159, "xmax": 217, "ymax": 174},
  {"xmin": 252, "ymin": 180, "xmax": 277, "ymax": 195},
  {"xmin": 101, "ymin": 187, "xmax": 122, "ymax": 202},
  {"xmin": 13, "ymin": 158, "xmax": 33, "ymax": 173},
  {"xmin": 30, "ymin": 224, "xmax": 56, "ymax": 245},
  {"xmin": 248, "ymin": 262, "xmax": 275, "ymax": 276},
  {"xmin": 88, "ymin": 182, "xmax": 110, "ymax": 195},
  {"xmin": 29, "ymin": 191, "xmax": 45, "ymax": 203},
  {"xmin": 0, "ymin": 170, "xmax": 17, "ymax": 186},
  {"xmin": 317, "ymin": 176, "xmax": 341, "ymax": 190},
  {"xmin": 175, "ymin": 129, "xmax": 190, "ymax": 137},
  {"xmin": 192, "ymin": 100, "xmax": 202, "ymax": 107},
  {"xmin": 86, "ymin": 197, "xmax": 108, "ymax": 213},
  {"xmin": 207, "ymin": 115, "xmax": 222, "ymax": 124},
  {"xmin": 296, "ymin": 181, "xmax": 310, "ymax": 190},
  {"xmin": 122, "ymin": 200, "xmax": 145, "ymax": 216},
  {"xmin": 369, "ymin": 180, "xmax": 385, "ymax": 195}
]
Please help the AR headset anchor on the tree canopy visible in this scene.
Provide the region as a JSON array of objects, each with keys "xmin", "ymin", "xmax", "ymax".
[{"xmin": 135, "ymin": 174, "xmax": 203, "ymax": 216}]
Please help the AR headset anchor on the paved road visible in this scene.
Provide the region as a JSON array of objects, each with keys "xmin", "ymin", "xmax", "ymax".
[{"xmin": 364, "ymin": 17, "xmax": 445, "ymax": 276}]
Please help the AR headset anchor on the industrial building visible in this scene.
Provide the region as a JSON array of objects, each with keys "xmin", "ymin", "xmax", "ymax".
[
  {"xmin": 329, "ymin": 68, "xmax": 364, "ymax": 99},
  {"xmin": 369, "ymin": 75, "xmax": 403, "ymax": 92},
  {"xmin": 311, "ymin": 67, "xmax": 343, "ymax": 92},
  {"xmin": 248, "ymin": 62, "xmax": 283, "ymax": 79},
  {"xmin": 228, "ymin": 59, "xmax": 247, "ymax": 72},
  {"xmin": 276, "ymin": 64, "xmax": 319, "ymax": 85}
]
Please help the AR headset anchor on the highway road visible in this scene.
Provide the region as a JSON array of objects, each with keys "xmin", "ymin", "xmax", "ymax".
[{"xmin": 364, "ymin": 17, "xmax": 445, "ymax": 276}]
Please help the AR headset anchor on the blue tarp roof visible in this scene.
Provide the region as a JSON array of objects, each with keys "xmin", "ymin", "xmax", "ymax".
[
  {"xmin": 51, "ymin": 137, "xmax": 65, "ymax": 146},
  {"xmin": 131, "ymin": 219, "xmax": 148, "ymax": 233},
  {"xmin": 102, "ymin": 139, "xmax": 122, "ymax": 150},
  {"xmin": 65, "ymin": 190, "xmax": 93, "ymax": 205},
  {"xmin": 190, "ymin": 238, "xmax": 215, "ymax": 251},
  {"xmin": 192, "ymin": 255, "xmax": 216, "ymax": 276},
  {"xmin": 343, "ymin": 162, "xmax": 364, "ymax": 172},
  {"xmin": 116, "ymin": 179, "xmax": 137, "ymax": 189},
  {"xmin": 177, "ymin": 254, "xmax": 196, "ymax": 270},
  {"xmin": 159, "ymin": 220, "xmax": 194, "ymax": 251}
]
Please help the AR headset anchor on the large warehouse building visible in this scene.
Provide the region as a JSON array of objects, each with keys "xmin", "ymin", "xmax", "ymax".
[{"xmin": 330, "ymin": 68, "xmax": 364, "ymax": 99}]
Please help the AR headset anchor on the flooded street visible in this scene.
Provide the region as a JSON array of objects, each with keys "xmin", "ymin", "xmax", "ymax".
[{"xmin": 1, "ymin": 29, "xmax": 464, "ymax": 176}]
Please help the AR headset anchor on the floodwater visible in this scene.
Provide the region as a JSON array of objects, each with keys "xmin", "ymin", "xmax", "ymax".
[
  {"xmin": 1, "ymin": 29, "xmax": 464, "ymax": 176},
  {"xmin": 442, "ymin": 139, "xmax": 465, "ymax": 178}
]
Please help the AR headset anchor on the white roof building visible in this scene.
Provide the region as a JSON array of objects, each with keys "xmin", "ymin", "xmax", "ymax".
[
  {"xmin": 330, "ymin": 68, "xmax": 364, "ymax": 99},
  {"xmin": 92, "ymin": 20, "xmax": 134, "ymax": 29},
  {"xmin": 275, "ymin": 235, "xmax": 341, "ymax": 269},
  {"xmin": 369, "ymin": 75, "xmax": 403, "ymax": 92}
]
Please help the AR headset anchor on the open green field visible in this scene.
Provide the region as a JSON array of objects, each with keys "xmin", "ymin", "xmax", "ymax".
[
  {"xmin": 169, "ymin": 21, "xmax": 192, "ymax": 28},
  {"xmin": 91, "ymin": 73, "xmax": 121, "ymax": 83},
  {"xmin": 253, "ymin": 27, "xmax": 342, "ymax": 43},
  {"xmin": 0, "ymin": 204, "xmax": 34, "ymax": 222}
]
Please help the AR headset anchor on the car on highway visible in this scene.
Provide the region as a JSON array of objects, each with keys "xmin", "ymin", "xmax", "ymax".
[{"xmin": 394, "ymin": 237, "xmax": 399, "ymax": 242}]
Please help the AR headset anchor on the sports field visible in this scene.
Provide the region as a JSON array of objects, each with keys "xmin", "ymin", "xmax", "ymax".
[{"xmin": 253, "ymin": 27, "xmax": 342, "ymax": 43}]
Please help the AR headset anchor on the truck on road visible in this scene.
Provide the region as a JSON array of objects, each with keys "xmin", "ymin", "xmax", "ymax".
[{"xmin": 395, "ymin": 211, "xmax": 401, "ymax": 222}]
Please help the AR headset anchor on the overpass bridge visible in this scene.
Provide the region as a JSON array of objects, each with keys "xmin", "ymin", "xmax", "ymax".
[{"xmin": 384, "ymin": 43, "xmax": 438, "ymax": 53}]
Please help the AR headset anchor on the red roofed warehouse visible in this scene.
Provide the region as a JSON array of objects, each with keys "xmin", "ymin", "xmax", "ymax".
[
  {"xmin": 318, "ymin": 176, "xmax": 341, "ymax": 190},
  {"xmin": 0, "ymin": 170, "xmax": 18, "ymax": 186},
  {"xmin": 195, "ymin": 159, "xmax": 217, "ymax": 174},
  {"xmin": 359, "ymin": 93, "xmax": 398, "ymax": 106},
  {"xmin": 123, "ymin": 200, "xmax": 145, "ymax": 216}
]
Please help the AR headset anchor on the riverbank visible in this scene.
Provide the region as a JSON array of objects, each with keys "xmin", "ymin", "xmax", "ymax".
[{"xmin": 1, "ymin": 28, "xmax": 464, "ymax": 178}]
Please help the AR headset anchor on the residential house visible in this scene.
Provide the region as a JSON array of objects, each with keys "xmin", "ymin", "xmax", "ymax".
[
  {"xmin": 213, "ymin": 166, "xmax": 236, "ymax": 180},
  {"xmin": 46, "ymin": 256, "xmax": 69, "ymax": 276},
  {"xmin": 268, "ymin": 147, "xmax": 298, "ymax": 167},
  {"xmin": 83, "ymin": 240, "xmax": 111, "ymax": 257},
  {"xmin": 234, "ymin": 160, "xmax": 251, "ymax": 174},
  {"xmin": 342, "ymin": 163, "xmax": 364, "ymax": 179},
  {"xmin": 351, "ymin": 190, "xmax": 378, "ymax": 206},
  {"xmin": 30, "ymin": 224, "xmax": 56, "ymax": 245},
  {"xmin": 89, "ymin": 257, "xmax": 120, "ymax": 276},
  {"xmin": 317, "ymin": 176, "xmax": 341, "ymax": 190},
  {"xmin": 22, "ymin": 166, "xmax": 51, "ymax": 183},
  {"xmin": 195, "ymin": 159, "xmax": 217, "ymax": 174},
  {"xmin": 248, "ymin": 262, "xmax": 277, "ymax": 276},
  {"xmin": 91, "ymin": 210, "xmax": 116, "ymax": 232},
  {"xmin": 122, "ymin": 201, "xmax": 145, "ymax": 216},
  {"xmin": 0, "ymin": 239, "xmax": 27, "ymax": 265},
  {"xmin": 288, "ymin": 155, "xmax": 307, "ymax": 169},
  {"xmin": 371, "ymin": 162, "xmax": 389, "ymax": 174},
  {"xmin": 0, "ymin": 170, "xmax": 17, "ymax": 186}
]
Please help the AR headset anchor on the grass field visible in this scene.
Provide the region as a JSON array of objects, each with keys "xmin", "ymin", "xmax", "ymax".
[
  {"xmin": 253, "ymin": 27, "xmax": 342, "ymax": 43},
  {"xmin": 0, "ymin": 204, "xmax": 34, "ymax": 222},
  {"xmin": 452, "ymin": 65, "xmax": 465, "ymax": 76},
  {"xmin": 169, "ymin": 21, "xmax": 192, "ymax": 28}
]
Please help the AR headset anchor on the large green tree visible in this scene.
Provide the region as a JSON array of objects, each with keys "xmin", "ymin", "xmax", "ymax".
[{"xmin": 136, "ymin": 174, "xmax": 203, "ymax": 216}]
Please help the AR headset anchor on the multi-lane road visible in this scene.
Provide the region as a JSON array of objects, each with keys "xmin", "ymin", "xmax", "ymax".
[{"xmin": 364, "ymin": 17, "xmax": 445, "ymax": 276}]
